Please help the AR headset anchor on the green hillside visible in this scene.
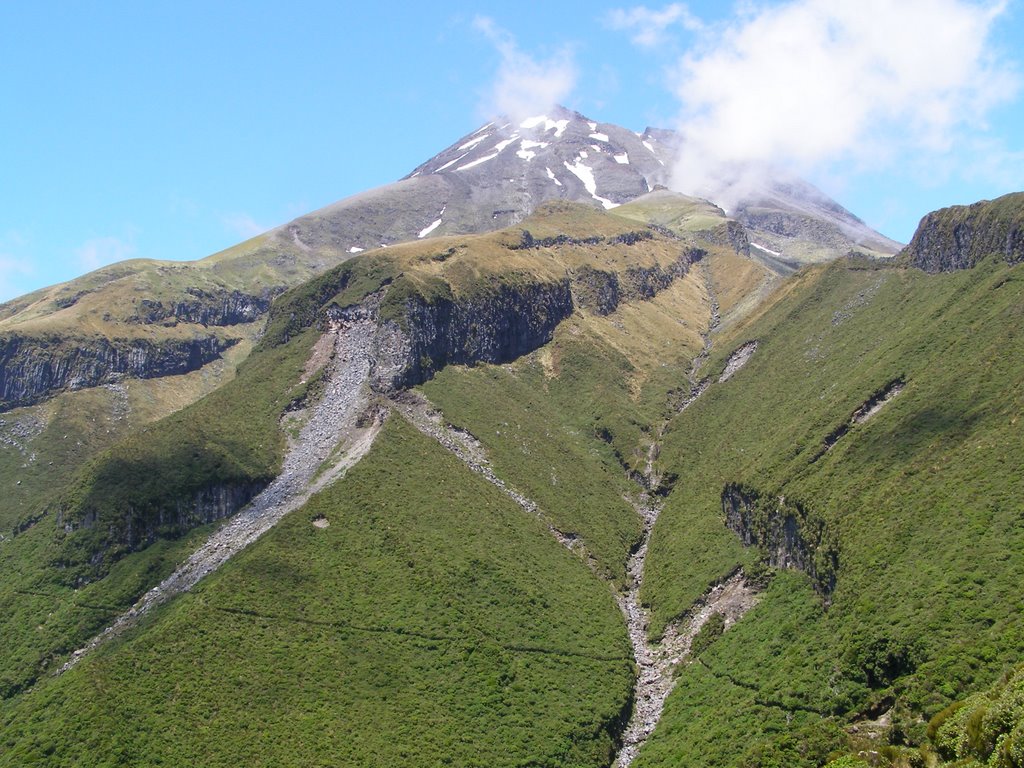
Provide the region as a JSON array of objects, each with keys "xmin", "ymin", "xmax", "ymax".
[
  {"xmin": 1, "ymin": 190, "xmax": 1022, "ymax": 768},
  {"xmin": 638, "ymin": 252, "xmax": 1024, "ymax": 766},
  {"xmin": 0, "ymin": 416, "xmax": 634, "ymax": 767}
]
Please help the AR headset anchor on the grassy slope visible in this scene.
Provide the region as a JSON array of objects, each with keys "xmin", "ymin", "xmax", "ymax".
[
  {"xmin": 0, "ymin": 417, "xmax": 633, "ymax": 768},
  {"xmin": 421, "ymin": 260, "xmax": 718, "ymax": 586},
  {"xmin": 0, "ymin": 260, "xmax": 367, "ymax": 697},
  {"xmin": 0, "ymin": 197, "xmax": 783, "ymax": 758},
  {"xmin": 0, "ymin": 324, "xmax": 315, "ymax": 698},
  {"xmin": 637, "ymin": 255, "xmax": 1024, "ymax": 767}
]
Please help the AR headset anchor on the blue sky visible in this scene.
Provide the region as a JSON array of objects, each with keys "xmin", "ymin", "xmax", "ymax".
[{"xmin": 2, "ymin": 1, "xmax": 1022, "ymax": 301}]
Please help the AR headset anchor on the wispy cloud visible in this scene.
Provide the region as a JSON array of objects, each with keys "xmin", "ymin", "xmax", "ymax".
[
  {"xmin": 221, "ymin": 213, "xmax": 268, "ymax": 240},
  {"xmin": 605, "ymin": 3, "xmax": 702, "ymax": 47},
  {"xmin": 474, "ymin": 16, "xmax": 577, "ymax": 121},
  {"xmin": 75, "ymin": 236, "xmax": 136, "ymax": 271},
  {"xmin": 660, "ymin": 0, "xmax": 1017, "ymax": 210},
  {"xmin": 0, "ymin": 254, "xmax": 33, "ymax": 303}
]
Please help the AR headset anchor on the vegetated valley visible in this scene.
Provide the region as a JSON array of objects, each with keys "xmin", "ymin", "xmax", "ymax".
[{"xmin": 0, "ymin": 110, "xmax": 1022, "ymax": 767}]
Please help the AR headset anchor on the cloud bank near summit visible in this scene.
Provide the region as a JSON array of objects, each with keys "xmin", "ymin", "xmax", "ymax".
[
  {"xmin": 474, "ymin": 17, "xmax": 578, "ymax": 123},
  {"xmin": 656, "ymin": 0, "xmax": 1017, "ymax": 210}
]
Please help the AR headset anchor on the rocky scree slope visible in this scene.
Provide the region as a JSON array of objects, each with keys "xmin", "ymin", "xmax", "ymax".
[{"xmin": 60, "ymin": 306, "xmax": 382, "ymax": 670}]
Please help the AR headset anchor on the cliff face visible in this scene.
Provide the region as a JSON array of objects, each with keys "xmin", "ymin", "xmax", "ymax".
[
  {"xmin": 59, "ymin": 482, "xmax": 264, "ymax": 576},
  {"xmin": 901, "ymin": 192, "xmax": 1024, "ymax": 272},
  {"xmin": 366, "ymin": 245, "xmax": 704, "ymax": 391},
  {"xmin": 569, "ymin": 247, "xmax": 704, "ymax": 316},
  {"xmin": 367, "ymin": 279, "xmax": 576, "ymax": 391},
  {"xmin": 697, "ymin": 220, "xmax": 751, "ymax": 256},
  {"xmin": 722, "ymin": 483, "xmax": 839, "ymax": 598},
  {"xmin": 0, "ymin": 334, "xmax": 238, "ymax": 411},
  {"xmin": 129, "ymin": 288, "xmax": 275, "ymax": 327},
  {"xmin": 50, "ymin": 218, "xmax": 709, "ymax": 577}
]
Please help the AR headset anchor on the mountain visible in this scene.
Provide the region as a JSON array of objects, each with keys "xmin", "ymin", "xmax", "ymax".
[
  {"xmin": 0, "ymin": 104, "xmax": 893, "ymax": 544},
  {"xmin": 0, "ymin": 106, "xmax": 890, "ymax": 416},
  {"xmin": 2, "ymin": 109, "xmax": 1021, "ymax": 768}
]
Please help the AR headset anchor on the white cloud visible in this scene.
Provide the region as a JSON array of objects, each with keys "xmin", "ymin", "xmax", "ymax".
[
  {"xmin": 664, "ymin": 0, "xmax": 1017, "ymax": 210},
  {"xmin": 474, "ymin": 16, "xmax": 578, "ymax": 121},
  {"xmin": 75, "ymin": 236, "xmax": 136, "ymax": 271},
  {"xmin": 606, "ymin": 3, "xmax": 703, "ymax": 47},
  {"xmin": 222, "ymin": 213, "xmax": 268, "ymax": 239}
]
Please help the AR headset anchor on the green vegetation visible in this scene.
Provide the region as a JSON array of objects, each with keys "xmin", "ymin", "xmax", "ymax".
[
  {"xmin": 5, "ymin": 191, "xmax": 1022, "ymax": 768},
  {"xmin": 689, "ymin": 612, "xmax": 726, "ymax": 658},
  {"xmin": 52, "ymin": 326, "xmax": 318, "ymax": 580},
  {"xmin": 423, "ymin": 328, "xmax": 647, "ymax": 585},
  {"xmin": 928, "ymin": 665, "xmax": 1024, "ymax": 766},
  {"xmin": 0, "ymin": 516, "xmax": 216, "ymax": 699},
  {"xmin": 50, "ymin": 251, "xmax": 401, "ymax": 582},
  {"xmin": 637, "ymin": 254, "xmax": 1024, "ymax": 766},
  {"xmin": 0, "ymin": 417, "xmax": 633, "ymax": 767}
]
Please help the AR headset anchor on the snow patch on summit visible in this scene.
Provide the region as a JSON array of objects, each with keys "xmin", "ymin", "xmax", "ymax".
[
  {"xmin": 437, "ymin": 152, "xmax": 470, "ymax": 172},
  {"xmin": 457, "ymin": 152, "xmax": 499, "ymax": 171},
  {"xmin": 642, "ymin": 140, "xmax": 665, "ymax": 165},
  {"xmin": 458, "ymin": 133, "xmax": 490, "ymax": 151},
  {"xmin": 546, "ymin": 167, "xmax": 562, "ymax": 186},
  {"xmin": 493, "ymin": 136, "xmax": 519, "ymax": 153},
  {"xmin": 520, "ymin": 115, "xmax": 570, "ymax": 138},
  {"xmin": 563, "ymin": 159, "xmax": 618, "ymax": 210},
  {"xmin": 517, "ymin": 139, "xmax": 549, "ymax": 161},
  {"xmin": 418, "ymin": 206, "xmax": 446, "ymax": 239}
]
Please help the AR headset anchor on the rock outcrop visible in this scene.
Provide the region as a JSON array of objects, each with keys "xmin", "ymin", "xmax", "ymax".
[
  {"xmin": 570, "ymin": 247, "xmax": 704, "ymax": 315},
  {"xmin": 57, "ymin": 482, "xmax": 265, "ymax": 573},
  {"xmin": 901, "ymin": 192, "xmax": 1024, "ymax": 272},
  {"xmin": 129, "ymin": 288, "xmax": 275, "ymax": 326},
  {"xmin": 365, "ymin": 243, "xmax": 704, "ymax": 390},
  {"xmin": 697, "ymin": 220, "xmax": 751, "ymax": 256},
  {"xmin": 0, "ymin": 334, "xmax": 238, "ymax": 411},
  {"xmin": 367, "ymin": 279, "xmax": 575, "ymax": 391},
  {"xmin": 722, "ymin": 483, "xmax": 839, "ymax": 598}
]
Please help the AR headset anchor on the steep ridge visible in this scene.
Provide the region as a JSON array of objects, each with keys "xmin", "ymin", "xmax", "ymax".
[
  {"xmin": 393, "ymin": 389, "xmax": 760, "ymax": 768},
  {"xmin": 47, "ymin": 201, "xmax": 715, "ymax": 579},
  {"xmin": 0, "ymin": 142, "xmax": 938, "ymax": 765},
  {"xmin": 0, "ymin": 200, "xmax": 762, "ymax": 701},
  {"xmin": 3, "ymin": 413, "xmax": 637, "ymax": 767},
  {"xmin": 635, "ymin": 209, "xmax": 1024, "ymax": 767},
  {"xmin": 900, "ymin": 191, "xmax": 1024, "ymax": 272}
]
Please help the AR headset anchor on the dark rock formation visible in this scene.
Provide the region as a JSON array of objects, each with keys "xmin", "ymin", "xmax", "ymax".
[
  {"xmin": 0, "ymin": 334, "xmax": 237, "ymax": 411},
  {"xmin": 57, "ymin": 482, "xmax": 265, "ymax": 584},
  {"xmin": 129, "ymin": 288, "xmax": 275, "ymax": 326},
  {"xmin": 368, "ymin": 279, "xmax": 576, "ymax": 391},
  {"xmin": 367, "ymin": 246, "xmax": 705, "ymax": 390},
  {"xmin": 570, "ymin": 248, "xmax": 704, "ymax": 316},
  {"xmin": 570, "ymin": 266, "xmax": 621, "ymax": 315},
  {"xmin": 901, "ymin": 192, "xmax": 1024, "ymax": 272},
  {"xmin": 722, "ymin": 483, "xmax": 839, "ymax": 599},
  {"xmin": 697, "ymin": 220, "xmax": 751, "ymax": 256}
]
